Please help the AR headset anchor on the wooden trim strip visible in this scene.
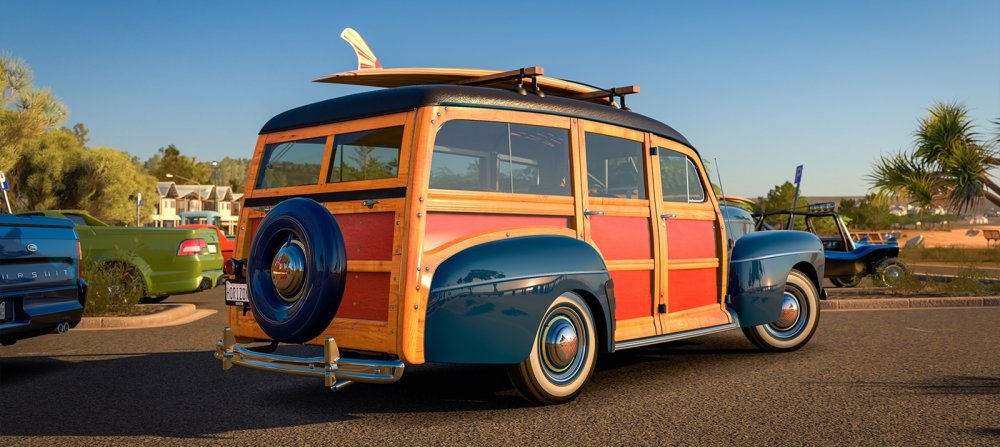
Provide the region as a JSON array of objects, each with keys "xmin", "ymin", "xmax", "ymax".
[
  {"xmin": 606, "ymin": 259, "xmax": 654, "ymax": 271},
  {"xmin": 667, "ymin": 258, "xmax": 720, "ymax": 270},
  {"xmin": 347, "ymin": 260, "xmax": 394, "ymax": 273}
]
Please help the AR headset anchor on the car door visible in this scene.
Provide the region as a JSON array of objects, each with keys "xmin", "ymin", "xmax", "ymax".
[
  {"xmin": 650, "ymin": 137, "xmax": 731, "ymax": 334},
  {"xmin": 577, "ymin": 122, "xmax": 661, "ymax": 341}
]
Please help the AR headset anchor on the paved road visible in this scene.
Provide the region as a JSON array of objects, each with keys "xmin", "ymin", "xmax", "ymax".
[{"xmin": 2, "ymin": 288, "xmax": 998, "ymax": 446}]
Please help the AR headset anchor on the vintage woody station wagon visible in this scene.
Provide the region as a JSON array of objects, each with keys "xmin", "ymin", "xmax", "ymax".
[{"xmin": 215, "ymin": 62, "xmax": 825, "ymax": 404}]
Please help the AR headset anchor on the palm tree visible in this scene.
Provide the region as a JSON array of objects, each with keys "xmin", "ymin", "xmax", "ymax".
[{"xmin": 868, "ymin": 102, "xmax": 1000, "ymax": 213}]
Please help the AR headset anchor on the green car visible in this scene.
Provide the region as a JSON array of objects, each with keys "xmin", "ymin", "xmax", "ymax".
[{"xmin": 19, "ymin": 210, "xmax": 223, "ymax": 301}]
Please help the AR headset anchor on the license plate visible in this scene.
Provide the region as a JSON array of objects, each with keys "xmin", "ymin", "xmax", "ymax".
[
  {"xmin": 0, "ymin": 301, "xmax": 6, "ymax": 322},
  {"xmin": 207, "ymin": 244, "xmax": 218, "ymax": 254},
  {"xmin": 225, "ymin": 282, "xmax": 249, "ymax": 306}
]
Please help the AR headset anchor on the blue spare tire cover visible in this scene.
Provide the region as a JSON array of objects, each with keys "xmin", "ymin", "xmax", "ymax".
[{"xmin": 247, "ymin": 198, "xmax": 346, "ymax": 343}]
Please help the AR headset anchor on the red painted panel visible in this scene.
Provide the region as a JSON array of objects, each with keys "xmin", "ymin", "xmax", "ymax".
[
  {"xmin": 611, "ymin": 270, "xmax": 653, "ymax": 320},
  {"xmin": 425, "ymin": 213, "xmax": 570, "ymax": 250},
  {"xmin": 335, "ymin": 272, "xmax": 390, "ymax": 321},
  {"xmin": 590, "ymin": 216, "xmax": 652, "ymax": 260},
  {"xmin": 666, "ymin": 219, "xmax": 716, "ymax": 259},
  {"xmin": 667, "ymin": 268, "xmax": 718, "ymax": 313},
  {"xmin": 334, "ymin": 212, "xmax": 395, "ymax": 260}
]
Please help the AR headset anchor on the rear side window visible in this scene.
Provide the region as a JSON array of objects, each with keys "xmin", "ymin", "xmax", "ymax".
[
  {"xmin": 430, "ymin": 120, "xmax": 570, "ymax": 195},
  {"xmin": 585, "ymin": 133, "xmax": 646, "ymax": 200},
  {"xmin": 659, "ymin": 149, "xmax": 706, "ymax": 203},
  {"xmin": 256, "ymin": 137, "xmax": 327, "ymax": 189},
  {"xmin": 328, "ymin": 126, "xmax": 403, "ymax": 183}
]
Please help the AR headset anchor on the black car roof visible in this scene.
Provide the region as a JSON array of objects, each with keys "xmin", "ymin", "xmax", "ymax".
[{"xmin": 260, "ymin": 85, "xmax": 693, "ymax": 149}]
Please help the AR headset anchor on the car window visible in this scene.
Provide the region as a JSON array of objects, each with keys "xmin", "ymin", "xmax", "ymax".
[
  {"xmin": 256, "ymin": 136, "xmax": 327, "ymax": 189},
  {"xmin": 431, "ymin": 120, "xmax": 570, "ymax": 195},
  {"xmin": 659, "ymin": 149, "xmax": 706, "ymax": 203},
  {"xmin": 585, "ymin": 133, "xmax": 646, "ymax": 200},
  {"xmin": 328, "ymin": 126, "xmax": 403, "ymax": 183}
]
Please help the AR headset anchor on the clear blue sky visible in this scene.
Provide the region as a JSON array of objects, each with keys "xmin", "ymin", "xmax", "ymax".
[{"xmin": 4, "ymin": 0, "xmax": 999, "ymax": 197}]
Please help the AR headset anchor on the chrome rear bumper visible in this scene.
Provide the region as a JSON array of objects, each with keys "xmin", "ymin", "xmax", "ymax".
[{"xmin": 214, "ymin": 326, "xmax": 405, "ymax": 391}]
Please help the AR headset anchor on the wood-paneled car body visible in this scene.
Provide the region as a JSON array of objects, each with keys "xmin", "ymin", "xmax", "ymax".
[{"xmin": 216, "ymin": 67, "xmax": 825, "ymax": 403}]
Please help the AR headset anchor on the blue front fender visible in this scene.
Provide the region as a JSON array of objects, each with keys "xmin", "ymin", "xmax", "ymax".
[
  {"xmin": 728, "ymin": 230, "xmax": 824, "ymax": 327},
  {"xmin": 426, "ymin": 235, "xmax": 612, "ymax": 364}
]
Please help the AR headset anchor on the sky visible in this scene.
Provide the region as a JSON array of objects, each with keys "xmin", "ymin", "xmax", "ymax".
[{"xmin": 3, "ymin": 0, "xmax": 999, "ymax": 198}]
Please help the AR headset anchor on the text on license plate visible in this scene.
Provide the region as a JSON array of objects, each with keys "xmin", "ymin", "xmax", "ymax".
[
  {"xmin": 225, "ymin": 282, "xmax": 249, "ymax": 305},
  {"xmin": 0, "ymin": 301, "xmax": 6, "ymax": 322}
]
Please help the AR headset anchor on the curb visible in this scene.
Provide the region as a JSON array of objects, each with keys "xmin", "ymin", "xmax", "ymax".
[
  {"xmin": 76, "ymin": 304, "xmax": 217, "ymax": 330},
  {"xmin": 822, "ymin": 296, "xmax": 1000, "ymax": 310}
]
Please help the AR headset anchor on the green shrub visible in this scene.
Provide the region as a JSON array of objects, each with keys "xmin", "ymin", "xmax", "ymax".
[
  {"xmin": 940, "ymin": 265, "xmax": 991, "ymax": 295},
  {"xmin": 83, "ymin": 260, "xmax": 144, "ymax": 316},
  {"xmin": 884, "ymin": 270, "xmax": 925, "ymax": 295}
]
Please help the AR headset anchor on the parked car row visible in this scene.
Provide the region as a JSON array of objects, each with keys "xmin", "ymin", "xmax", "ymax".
[{"xmin": 0, "ymin": 209, "xmax": 225, "ymax": 345}]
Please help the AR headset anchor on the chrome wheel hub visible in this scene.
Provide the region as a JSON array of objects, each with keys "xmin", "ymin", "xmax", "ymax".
[
  {"xmin": 883, "ymin": 265, "xmax": 904, "ymax": 280},
  {"xmin": 539, "ymin": 306, "xmax": 588, "ymax": 384},
  {"xmin": 543, "ymin": 316, "xmax": 579, "ymax": 372},
  {"xmin": 772, "ymin": 292, "xmax": 801, "ymax": 330},
  {"xmin": 271, "ymin": 240, "xmax": 306, "ymax": 302}
]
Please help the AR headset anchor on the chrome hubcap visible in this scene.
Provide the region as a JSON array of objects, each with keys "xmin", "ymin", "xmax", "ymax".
[
  {"xmin": 271, "ymin": 240, "xmax": 306, "ymax": 302},
  {"xmin": 543, "ymin": 316, "xmax": 579, "ymax": 372},
  {"xmin": 772, "ymin": 292, "xmax": 801, "ymax": 330},
  {"xmin": 539, "ymin": 305, "xmax": 587, "ymax": 384},
  {"xmin": 883, "ymin": 265, "xmax": 904, "ymax": 280}
]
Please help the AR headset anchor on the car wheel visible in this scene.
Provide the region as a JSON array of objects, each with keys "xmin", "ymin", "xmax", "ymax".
[
  {"xmin": 508, "ymin": 292, "xmax": 597, "ymax": 404},
  {"xmin": 830, "ymin": 275, "xmax": 861, "ymax": 288},
  {"xmin": 742, "ymin": 270, "xmax": 820, "ymax": 352},
  {"xmin": 247, "ymin": 198, "xmax": 346, "ymax": 344},
  {"xmin": 873, "ymin": 258, "xmax": 908, "ymax": 287}
]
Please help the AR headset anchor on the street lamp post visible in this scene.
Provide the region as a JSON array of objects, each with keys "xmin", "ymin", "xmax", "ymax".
[{"xmin": 165, "ymin": 173, "xmax": 199, "ymax": 184}]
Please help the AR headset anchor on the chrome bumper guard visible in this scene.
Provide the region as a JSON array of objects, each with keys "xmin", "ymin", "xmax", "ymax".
[{"xmin": 214, "ymin": 326, "xmax": 405, "ymax": 391}]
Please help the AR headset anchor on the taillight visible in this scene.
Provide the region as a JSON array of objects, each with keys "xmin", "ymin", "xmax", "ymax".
[
  {"xmin": 178, "ymin": 238, "xmax": 208, "ymax": 256},
  {"xmin": 223, "ymin": 258, "xmax": 247, "ymax": 280},
  {"xmin": 76, "ymin": 240, "xmax": 83, "ymax": 278}
]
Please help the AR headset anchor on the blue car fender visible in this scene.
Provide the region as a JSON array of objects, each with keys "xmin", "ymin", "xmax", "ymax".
[
  {"xmin": 728, "ymin": 230, "xmax": 824, "ymax": 327},
  {"xmin": 425, "ymin": 235, "xmax": 613, "ymax": 364}
]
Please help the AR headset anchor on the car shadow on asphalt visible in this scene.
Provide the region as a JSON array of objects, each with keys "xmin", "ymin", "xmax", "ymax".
[{"xmin": 1, "ymin": 334, "xmax": 764, "ymax": 438}]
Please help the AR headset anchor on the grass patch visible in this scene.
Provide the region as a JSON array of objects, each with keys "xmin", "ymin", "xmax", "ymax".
[
  {"xmin": 900, "ymin": 247, "xmax": 1000, "ymax": 264},
  {"xmin": 878, "ymin": 264, "xmax": 1000, "ymax": 296},
  {"xmin": 82, "ymin": 260, "xmax": 144, "ymax": 316}
]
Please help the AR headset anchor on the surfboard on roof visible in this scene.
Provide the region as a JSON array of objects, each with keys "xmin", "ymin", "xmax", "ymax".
[{"xmin": 314, "ymin": 28, "xmax": 638, "ymax": 106}]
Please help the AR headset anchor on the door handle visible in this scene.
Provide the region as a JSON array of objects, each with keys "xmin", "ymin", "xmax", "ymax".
[
  {"xmin": 584, "ymin": 209, "xmax": 605, "ymax": 217},
  {"xmin": 661, "ymin": 213, "xmax": 677, "ymax": 219}
]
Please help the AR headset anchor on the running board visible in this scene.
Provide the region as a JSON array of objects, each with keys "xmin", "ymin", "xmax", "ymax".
[{"xmin": 614, "ymin": 322, "xmax": 739, "ymax": 351}]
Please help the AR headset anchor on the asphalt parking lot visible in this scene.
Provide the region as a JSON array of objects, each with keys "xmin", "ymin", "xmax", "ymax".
[{"xmin": 1, "ymin": 287, "xmax": 998, "ymax": 446}]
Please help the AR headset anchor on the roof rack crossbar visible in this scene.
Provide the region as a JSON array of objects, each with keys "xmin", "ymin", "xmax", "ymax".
[
  {"xmin": 567, "ymin": 85, "xmax": 640, "ymax": 108},
  {"xmin": 453, "ymin": 66, "xmax": 544, "ymax": 87}
]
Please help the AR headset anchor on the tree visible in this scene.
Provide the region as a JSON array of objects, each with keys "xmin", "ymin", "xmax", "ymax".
[
  {"xmin": 71, "ymin": 122, "xmax": 89, "ymax": 147},
  {"xmin": 1, "ymin": 52, "xmax": 68, "ymax": 203},
  {"xmin": 215, "ymin": 156, "xmax": 250, "ymax": 191},
  {"xmin": 838, "ymin": 194, "xmax": 892, "ymax": 230},
  {"xmin": 144, "ymin": 144, "xmax": 212, "ymax": 183},
  {"xmin": 15, "ymin": 128, "xmax": 82, "ymax": 210},
  {"xmin": 76, "ymin": 147, "xmax": 159, "ymax": 224},
  {"xmin": 755, "ymin": 182, "xmax": 809, "ymax": 230},
  {"xmin": 14, "ymin": 127, "xmax": 159, "ymax": 224},
  {"xmin": 868, "ymin": 102, "xmax": 1000, "ymax": 214}
]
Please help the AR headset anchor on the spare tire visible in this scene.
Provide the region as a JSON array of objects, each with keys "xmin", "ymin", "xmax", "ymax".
[{"xmin": 247, "ymin": 198, "xmax": 346, "ymax": 343}]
